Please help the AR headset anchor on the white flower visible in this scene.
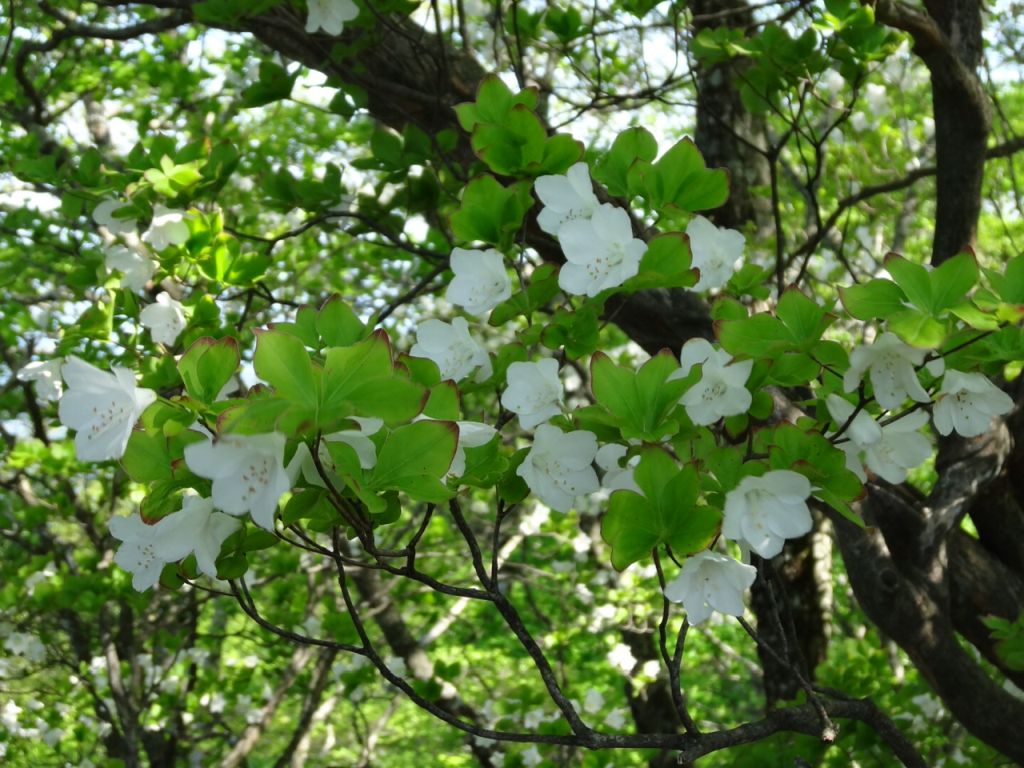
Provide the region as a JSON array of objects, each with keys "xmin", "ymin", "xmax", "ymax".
[
  {"xmin": 827, "ymin": 395, "xmax": 930, "ymax": 483},
  {"xmin": 500, "ymin": 359, "xmax": 564, "ymax": 428},
  {"xmin": 583, "ymin": 688, "xmax": 605, "ymax": 714},
  {"xmin": 322, "ymin": 416, "xmax": 384, "ymax": 472},
  {"xmin": 933, "ymin": 369, "xmax": 1014, "ymax": 438},
  {"xmin": 446, "ymin": 248, "xmax": 511, "ymax": 315},
  {"xmin": 843, "ymin": 332, "xmax": 930, "ymax": 410},
  {"xmin": 450, "ymin": 421, "xmax": 497, "ymax": 477},
  {"xmin": 663, "ymin": 550, "xmax": 757, "ymax": 624},
  {"xmin": 410, "ymin": 317, "xmax": 492, "ymax": 381},
  {"xmin": 305, "ymin": 0, "xmax": 359, "ymax": 35},
  {"xmin": 516, "ymin": 424, "xmax": 599, "ymax": 512},
  {"xmin": 557, "ymin": 203, "xmax": 646, "ymax": 297},
  {"xmin": 826, "ymin": 394, "xmax": 882, "ymax": 447},
  {"xmin": 686, "ymin": 215, "xmax": 744, "ymax": 292},
  {"xmin": 105, "ymin": 244, "xmax": 155, "ymax": 291},
  {"xmin": 58, "ymin": 357, "xmax": 157, "ymax": 461},
  {"xmin": 722, "ymin": 470, "xmax": 813, "ymax": 558},
  {"xmin": 17, "ymin": 359, "xmax": 64, "ymax": 401},
  {"xmin": 142, "ymin": 205, "xmax": 190, "ymax": 251},
  {"xmin": 521, "ymin": 746, "xmax": 542, "ymax": 767},
  {"xmin": 92, "ymin": 198, "xmax": 137, "ymax": 235},
  {"xmin": 139, "ymin": 292, "xmax": 187, "ymax": 346},
  {"xmin": 863, "ymin": 411, "xmax": 931, "ymax": 483},
  {"xmin": 606, "ymin": 642, "xmax": 636, "ymax": 674},
  {"xmin": 673, "ymin": 338, "xmax": 752, "ymax": 426},
  {"xmin": 109, "ymin": 512, "xmax": 165, "ymax": 591},
  {"xmin": 152, "ymin": 494, "xmax": 241, "ymax": 579},
  {"xmin": 595, "ymin": 444, "xmax": 642, "ymax": 494},
  {"xmin": 534, "ymin": 162, "xmax": 600, "ymax": 237},
  {"xmin": 184, "ymin": 433, "xmax": 292, "ymax": 530}
]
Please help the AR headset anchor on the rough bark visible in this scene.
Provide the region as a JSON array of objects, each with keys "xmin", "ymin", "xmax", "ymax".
[
  {"xmin": 872, "ymin": 0, "xmax": 991, "ymax": 265},
  {"xmin": 19, "ymin": 1, "xmax": 1024, "ymax": 763}
]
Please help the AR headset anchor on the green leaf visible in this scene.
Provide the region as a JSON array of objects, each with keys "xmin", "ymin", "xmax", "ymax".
[
  {"xmin": 254, "ymin": 329, "xmax": 319, "ymax": 408},
  {"xmin": 888, "ymin": 308, "xmax": 946, "ymax": 349},
  {"xmin": 717, "ymin": 314, "xmax": 794, "ymax": 357},
  {"xmin": 321, "ymin": 331, "xmax": 426, "ymax": 425},
  {"xmin": 839, "ymin": 279, "xmax": 907, "ymax": 320},
  {"xmin": 241, "ymin": 60, "xmax": 297, "ymax": 108},
  {"xmin": 884, "ymin": 255, "xmax": 932, "ymax": 313},
  {"xmin": 177, "ymin": 336, "xmax": 240, "ymax": 404},
  {"xmin": 601, "ymin": 450, "xmax": 720, "ymax": 569},
  {"xmin": 590, "ymin": 351, "xmax": 687, "ymax": 441},
  {"xmin": 776, "ymin": 289, "xmax": 832, "ymax": 347},
  {"xmin": 930, "ymin": 251, "xmax": 978, "ymax": 312},
  {"xmin": 449, "ymin": 176, "xmax": 532, "ymax": 248},
  {"xmin": 592, "ymin": 127, "xmax": 658, "ymax": 197},
  {"xmin": 641, "ymin": 138, "xmax": 729, "ymax": 213},
  {"xmin": 626, "ymin": 233, "xmax": 696, "ymax": 290},
  {"xmin": 368, "ymin": 421, "xmax": 458, "ymax": 502}
]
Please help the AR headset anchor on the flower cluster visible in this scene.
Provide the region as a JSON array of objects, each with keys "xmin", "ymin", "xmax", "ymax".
[{"xmin": 534, "ymin": 163, "xmax": 647, "ymax": 297}]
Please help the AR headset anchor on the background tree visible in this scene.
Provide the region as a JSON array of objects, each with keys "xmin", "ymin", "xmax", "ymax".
[{"xmin": 2, "ymin": 1, "xmax": 1024, "ymax": 766}]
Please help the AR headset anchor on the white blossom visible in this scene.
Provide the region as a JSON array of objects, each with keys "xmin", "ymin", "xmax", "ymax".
[
  {"xmin": 583, "ymin": 688, "xmax": 605, "ymax": 714},
  {"xmin": 139, "ymin": 292, "xmax": 187, "ymax": 346},
  {"xmin": 558, "ymin": 203, "xmax": 646, "ymax": 297},
  {"xmin": 933, "ymin": 369, "xmax": 1014, "ymax": 438},
  {"xmin": 184, "ymin": 433, "xmax": 292, "ymax": 530},
  {"xmin": 516, "ymin": 424, "xmax": 599, "ymax": 512},
  {"xmin": 58, "ymin": 356, "xmax": 157, "ymax": 461},
  {"xmin": 672, "ymin": 338, "xmax": 752, "ymax": 426},
  {"xmin": 109, "ymin": 512, "xmax": 166, "ymax": 591},
  {"xmin": 533, "ymin": 161, "xmax": 600, "ymax": 237},
  {"xmin": 686, "ymin": 215, "xmax": 744, "ymax": 291},
  {"xmin": 595, "ymin": 444, "xmax": 642, "ymax": 494},
  {"xmin": 17, "ymin": 359, "xmax": 64, "ymax": 401},
  {"xmin": 446, "ymin": 248, "xmax": 511, "ymax": 315},
  {"xmin": 410, "ymin": 317, "xmax": 492, "ymax": 381},
  {"xmin": 606, "ymin": 642, "xmax": 637, "ymax": 674},
  {"xmin": 843, "ymin": 332, "xmax": 930, "ymax": 410},
  {"xmin": 450, "ymin": 421, "xmax": 497, "ymax": 477},
  {"xmin": 152, "ymin": 494, "xmax": 241, "ymax": 579},
  {"xmin": 92, "ymin": 198, "xmax": 137, "ymax": 235},
  {"xmin": 828, "ymin": 395, "xmax": 930, "ymax": 483},
  {"xmin": 500, "ymin": 359, "xmax": 564, "ymax": 429},
  {"xmin": 305, "ymin": 0, "xmax": 359, "ymax": 35},
  {"xmin": 321, "ymin": 416, "xmax": 384, "ymax": 472},
  {"xmin": 722, "ymin": 470, "xmax": 813, "ymax": 558},
  {"xmin": 663, "ymin": 550, "xmax": 757, "ymax": 624},
  {"xmin": 142, "ymin": 204, "xmax": 190, "ymax": 251},
  {"xmin": 105, "ymin": 244, "xmax": 155, "ymax": 292}
]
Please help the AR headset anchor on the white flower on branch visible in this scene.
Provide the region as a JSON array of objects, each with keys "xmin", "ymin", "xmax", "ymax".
[
  {"xmin": 933, "ymin": 369, "xmax": 1014, "ymax": 438},
  {"xmin": 58, "ymin": 356, "xmax": 156, "ymax": 461},
  {"xmin": 142, "ymin": 204, "xmax": 190, "ymax": 251},
  {"xmin": 827, "ymin": 395, "xmax": 930, "ymax": 483},
  {"xmin": 686, "ymin": 214, "xmax": 744, "ymax": 292},
  {"xmin": 139, "ymin": 292, "xmax": 187, "ymax": 346},
  {"xmin": 151, "ymin": 493, "xmax": 241, "ymax": 579},
  {"xmin": 672, "ymin": 338, "xmax": 752, "ymax": 426},
  {"xmin": 92, "ymin": 198, "xmax": 137, "ymax": 235},
  {"xmin": 843, "ymin": 331, "xmax": 930, "ymax": 410},
  {"xmin": 105, "ymin": 244, "xmax": 155, "ymax": 292},
  {"xmin": 17, "ymin": 359, "xmax": 64, "ymax": 402},
  {"xmin": 500, "ymin": 359, "xmax": 564, "ymax": 429},
  {"xmin": 534, "ymin": 161, "xmax": 599, "ymax": 237},
  {"xmin": 410, "ymin": 317, "xmax": 492, "ymax": 382},
  {"xmin": 109, "ymin": 512, "xmax": 166, "ymax": 592},
  {"xmin": 184, "ymin": 432, "xmax": 292, "ymax": 530},
  {"xmin": 446, "ymin": 248, "xmax": 512, "ymax": 316},
  {"xmin": 722, "ymin": 470, "xmax": 813, "ymax": 558},
  {"xmin": 516, "ymin": 424, "xmax": 599, "ymax": 512},
  {"xmin": 305, "ymin": 0, "xmax": 359, "ymax": 35},
  {"xmin": 663, "ymin": 550, "xmax": 757, "ymax": 625},
  {"xmin": 557, "ymin": 203, "xmax": 646, "ymax": 297}
]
